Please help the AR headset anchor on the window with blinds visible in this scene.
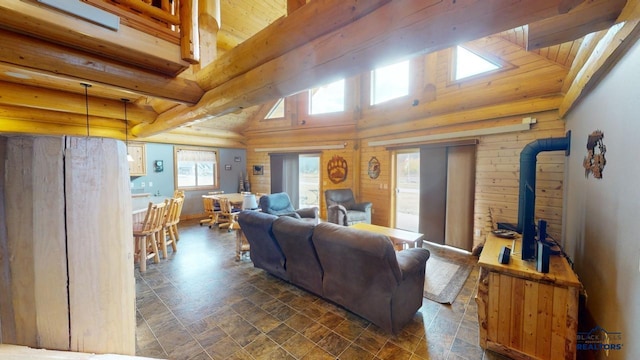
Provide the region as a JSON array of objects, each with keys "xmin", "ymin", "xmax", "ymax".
[{"xmin": 175, "ymin": 147, "xmax": 219, "ymax": 190}]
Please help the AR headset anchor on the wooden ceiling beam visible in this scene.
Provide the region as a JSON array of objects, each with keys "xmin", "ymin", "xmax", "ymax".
[
  {"xmin": 527, "ymin": 0, "xmax": 627, "ymax": 50},
  {"xmin": 134, "ymin": 0, "xmax": 583, "ymax": 137},
  {"xmin": 0, "ymin": 0, "xmax": 188, "ymax": 76},
  {"xmin": 0, "ymin": 105, "xmax": 127, "ymax": 128},
  {"xmin": 195, "ymin": 0, "xmax": 391, "ymax": 91},
  {"xmin": 0, "ymin": 81, "xmax": 157, "ymax": 124},
  {"xmin": 0, "ymin": 29, "xmax": 203, "ymax": 105},
  {"xmin": 142, "ymin": 133, "xmax": 245, "ymax": 148},
  {"xmin": 559, "ymin": 0, "xmax": 640, "ymax": 117}
]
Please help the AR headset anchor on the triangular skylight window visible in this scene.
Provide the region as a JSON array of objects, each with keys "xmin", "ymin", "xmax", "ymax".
[
  {"xmin": 454, "ymin": 46, "xmax": 500, "ymax": 80},
  {"xmin": 265, "ymin": 98, "xmax": 285, "ymax": 119}
]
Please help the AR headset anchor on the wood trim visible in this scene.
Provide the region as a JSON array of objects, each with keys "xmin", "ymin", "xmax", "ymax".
[{"xmin": 385, "ymin": 139, "xmax": 478, "ymax": 151}]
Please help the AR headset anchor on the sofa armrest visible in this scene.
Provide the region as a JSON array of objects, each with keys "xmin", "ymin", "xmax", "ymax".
[
  {"xmin": 296, "ymin": 207, "xmax": 318, "ymax": 219},
  {"xmin": 396, "ymin": 248, "xmax": 430, "ymax": 280},
  {"xmin": 281, "ymin": 211, "xmax": 302, "ymax": 219},
  {"xmin": 327, "ymin": 204, "xmax": 348, "ymax": 225}
]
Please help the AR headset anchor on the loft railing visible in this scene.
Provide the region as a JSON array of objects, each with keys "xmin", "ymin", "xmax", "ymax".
[
  {"xmin": 82, "ymin": 0, "xmax": 200, "ymax": 64},
  {"xmin": 83, "ymin": 0, "xmax": 179, "ymax": 40}
]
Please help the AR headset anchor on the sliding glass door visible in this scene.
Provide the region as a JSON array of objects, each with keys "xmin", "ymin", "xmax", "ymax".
[
  {"xmin": 270, "ymin": 153, "xmax": 320, "ymax": 209},
  {"xmin": 394, "ymin": 150, "xmax": 420, "ymax": 232},
  {"xmin": 299, "ymin": 154, "xmax": 320, "ymax": 209}
]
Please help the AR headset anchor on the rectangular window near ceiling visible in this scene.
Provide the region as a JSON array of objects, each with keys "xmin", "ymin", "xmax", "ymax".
[
  {"xmin": 371, "ymin": 60, "xmax": 409, "ymax": 105},
  {"xmin": 175, "ymin": 147, "xmax": 219, "ymax": 190},
  {"xmin": 309, "ymin": 79, "xmax": 345, "ymax": 115}
]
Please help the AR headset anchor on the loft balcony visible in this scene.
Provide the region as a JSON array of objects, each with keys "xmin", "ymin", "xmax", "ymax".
[{"xmin": 0, "ymin": 0, "xmax": 201, "ymax": 77}]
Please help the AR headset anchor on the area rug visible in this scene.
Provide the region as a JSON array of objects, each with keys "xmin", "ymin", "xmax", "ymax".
[{"xmin": 423, "ymin": 252, "xmax": 476, "ymax": 304}]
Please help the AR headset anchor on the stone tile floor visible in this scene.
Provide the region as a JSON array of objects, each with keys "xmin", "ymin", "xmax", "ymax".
[{"xmin": 135, "ymin": 220, "xmax": 508, "ymax": 359}]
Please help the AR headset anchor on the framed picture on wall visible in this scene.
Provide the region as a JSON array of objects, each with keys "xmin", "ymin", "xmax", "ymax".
[
  {"xmin": 234, "ymin": 156, "xmax": 241, "ymax": 162},
  {"xmin": 253, "ymin": 165, "xmax": 264, "ymax": 175},
  {"xmin": 225, "ymin": 164, "xmax": 232, "ymax": 171}
]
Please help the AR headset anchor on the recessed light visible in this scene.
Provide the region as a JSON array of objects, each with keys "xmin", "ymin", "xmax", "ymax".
[{"xmin": 4, "ymin": 71, "xmax": 31, "ymax": 79}]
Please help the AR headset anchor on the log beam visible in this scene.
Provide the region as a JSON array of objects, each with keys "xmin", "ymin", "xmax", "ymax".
[
  {"xmin": 0, "ymin": 29, "xmax": 203, "ymax": 105},
  {"xmin": 559, "ymin": 0, "xmax": 640, "ymax": 117},
  {"xmin": 195, "ymin": 0, "xmax": 392, "ymax": 90},
  {"xmin": 527, "ymin": 0, "xmax": 626, "ymax": 50},
  {"xmin": 0, "ymin": 82, "xmax": 157, "ymax": 124},
  {"xmin": 135, "ymin": 0, "xmax": 581, "ymax": 137}
]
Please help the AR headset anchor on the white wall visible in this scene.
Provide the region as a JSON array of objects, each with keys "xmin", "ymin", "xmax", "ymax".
[{"xmin": 564, "ymin": 39, "xmax": 640, "ymax": 359}]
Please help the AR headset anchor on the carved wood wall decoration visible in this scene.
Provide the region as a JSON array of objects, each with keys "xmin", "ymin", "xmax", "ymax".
[
  {"xmin": 368, "ymin": 156, "xmax": 380, "ymax": 179},
  {"xmin": 327, "ymin": 155, "xmax": 348, "ymax": 184},
  {"xmin": 583, "ymin": 130, "xmax": 606, "ymax": 179}
]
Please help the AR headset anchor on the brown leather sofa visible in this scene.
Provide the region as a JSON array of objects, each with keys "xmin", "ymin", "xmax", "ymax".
[{"xmin": 238, "ymin": 211, "xmax": 430, "ymax": 334}]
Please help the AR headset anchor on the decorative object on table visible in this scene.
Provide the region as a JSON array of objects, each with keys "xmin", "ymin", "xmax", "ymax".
[
  {"xmin": 583, "ymin": 130, "xmax": 606, "ymax": 179},
  {"xmin": 491, "ymin": 229, "xmax": 517, "ymax": 239},
  {"xmin": 154, "ymin": 160, "xmax": 163, "ymax": 172},
  {"xmin": 238, "ymin": 172, "xmax": 245, "ymax": 192},
  {"xmin": 253, "ymin": 164, "xmax": 264, "ymax": 175},
  {"xmin": 242, "ymin": 193, "xmax": 259, "ymax": 210},
  {"xmin": 244, "ymin": 172, "xmax": 251, "ymax": 192},
  {"xmin": 327, "ymin": 155, "xmax": 348, "ymax": 184},
  {"xmin": 234, "ymin": 156, "xmax": 241, "ymax": 162},
  {"xmin": 367, "ymin": 156, "xmax": 381, "ymax": 179},
  {"xmin": 225, "ymin": 164, "xmax": 232, "ymax": 171}
]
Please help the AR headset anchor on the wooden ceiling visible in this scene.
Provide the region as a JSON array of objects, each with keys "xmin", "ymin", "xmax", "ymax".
[{"xmin": 0, "ymin": 0, "xmax": 633, "ymax": 147}]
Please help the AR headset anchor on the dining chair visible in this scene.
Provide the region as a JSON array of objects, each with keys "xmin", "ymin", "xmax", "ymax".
[
  {"xmin": 217, "ymin": 197, "xmax": 240, "ymax": 231},
  {"xmin": 200, "ymin": 197, "xmax": 218, "ymax": 228},
  {"xmin": 133, "ymin": 200, "xmax": 168, "ymax": 272}
]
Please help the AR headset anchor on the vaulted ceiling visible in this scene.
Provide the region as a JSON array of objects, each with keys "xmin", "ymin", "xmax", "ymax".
[{"xmin": 0, "ymin": 0, "xmax": 635, "ymax": 147}]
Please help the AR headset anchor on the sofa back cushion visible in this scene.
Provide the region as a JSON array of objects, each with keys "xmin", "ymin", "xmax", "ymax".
[
  {"xmin": 272, "ymin": 216, "xmax": 323, "ymax": 295},
  {"xmin": 237, "ymin": 211, "xmax": 288, "ymax": 280},
  {"xmin": 312, "ymin": 222, "xmax": 401, "ymax": 330}
]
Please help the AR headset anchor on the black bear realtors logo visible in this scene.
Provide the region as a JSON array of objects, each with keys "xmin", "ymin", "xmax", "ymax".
[{"xmin": 577, "ymin": 326, "xmax": 623, "ymax": 354}]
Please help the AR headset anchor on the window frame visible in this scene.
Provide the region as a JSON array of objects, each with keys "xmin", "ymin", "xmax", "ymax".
[
  {"xmin": 369, "ymin": 59, "xmax": 412, "ymax": 107},
  {"xmin": 174, "ymin": 146, "xmax": 220, "ymax": 191},
  {"xmin": 448, "ymin": 45, "xmax": 510, "ymax": 85}
]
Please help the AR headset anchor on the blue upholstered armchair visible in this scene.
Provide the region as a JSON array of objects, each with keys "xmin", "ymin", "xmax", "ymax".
[
  {"xmin": 258, "ymin": 192, "xmax": 319, "ymax": 223},
  {"xmin": 325, "ymin": 188, "xmax": 372, "ymax": 226}
]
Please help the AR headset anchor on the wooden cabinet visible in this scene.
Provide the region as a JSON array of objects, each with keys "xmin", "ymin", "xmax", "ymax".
[
  {"xmin": 127, "ymin": 142, "xmax": 146, "ymax": 176},
  {"xmin": 476, "ymin": 234, "xmax": 582, "ymax": 360}
]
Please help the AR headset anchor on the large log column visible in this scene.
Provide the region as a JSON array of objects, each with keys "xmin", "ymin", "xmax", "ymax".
[{"xmin": 0, "ymin": 136, "xmax": 135, "ymax": 355}]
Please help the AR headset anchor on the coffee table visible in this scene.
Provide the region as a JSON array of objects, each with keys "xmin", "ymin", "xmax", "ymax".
[{"xmin": 350, "ymin": 223, "xmax": 424, "ymax": 250}]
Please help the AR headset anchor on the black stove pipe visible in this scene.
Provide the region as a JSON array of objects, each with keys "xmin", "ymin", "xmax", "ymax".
[{"xmin": 516, "ymin": 132, "xmax": 571, "ymax": 231}]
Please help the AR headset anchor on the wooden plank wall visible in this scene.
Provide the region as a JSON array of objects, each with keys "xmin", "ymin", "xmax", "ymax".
[{"xmin": 474, "ymin": 110, "xmax": 567, "ymax": 246}]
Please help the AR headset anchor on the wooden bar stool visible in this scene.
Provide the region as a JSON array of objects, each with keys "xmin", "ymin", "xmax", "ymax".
[
  {"xmin": 160, "ymin": 197, "xmax": 183, "ymax": 258},
  {"xmin": 133, "ymin": 200, "xmax": 167, "ymax": 272}
]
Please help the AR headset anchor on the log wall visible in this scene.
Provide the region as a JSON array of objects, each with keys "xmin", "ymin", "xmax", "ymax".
[{"xmin": 243, "ymin": 36, "xmax": 568, "ymax": 250}]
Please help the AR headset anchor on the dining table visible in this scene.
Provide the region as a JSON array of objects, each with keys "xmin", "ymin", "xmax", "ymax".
[{"xmin": 202, "ymin": 192, "xmax": 246, "ymax": 208}]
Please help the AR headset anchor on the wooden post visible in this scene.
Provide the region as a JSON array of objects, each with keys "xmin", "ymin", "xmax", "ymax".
[
  {"xmin": 0, "ymin": 136, "xmax": 135, "ymax": 355},
  {"xmin": 65, "ymin": 137, "xmax": 135, "ymax": 355},
  {"xmin": 198, "ymin": 0, "xmax": 219, "ymax": 68},
  {"xmin": 180, "ymin": 0, "xmax": 200, "ymax": 64}
]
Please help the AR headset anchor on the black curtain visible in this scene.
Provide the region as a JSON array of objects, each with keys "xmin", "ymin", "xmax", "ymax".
[{"xmin": 270, "ymin": 153, "xmax": 300, "ymax": 207}]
